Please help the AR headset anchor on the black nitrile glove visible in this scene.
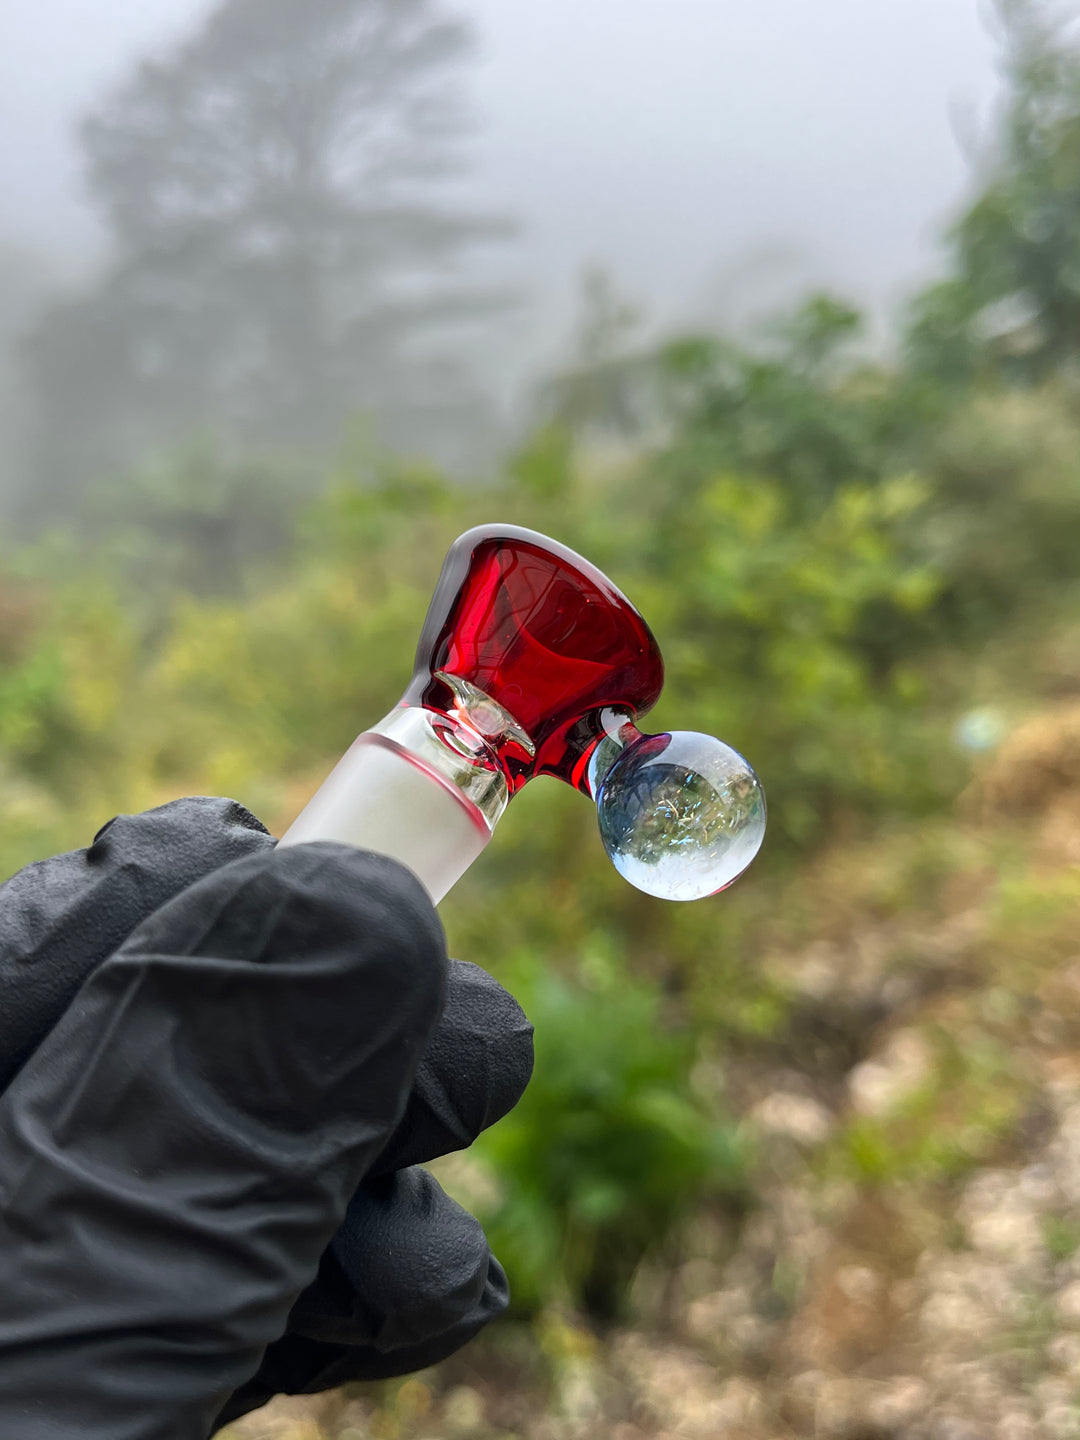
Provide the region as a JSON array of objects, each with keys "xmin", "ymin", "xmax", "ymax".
[{"xmin": 0, "ymin": 797, "xmax": 533, "ymax": 1440}]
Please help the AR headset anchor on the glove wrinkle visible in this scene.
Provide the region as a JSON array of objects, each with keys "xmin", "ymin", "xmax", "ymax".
[{"xmin": 0, "ymin": 843, "xmax": 447, "ymax": 1440}]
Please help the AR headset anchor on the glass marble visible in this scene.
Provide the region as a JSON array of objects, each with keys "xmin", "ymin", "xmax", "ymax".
[{"xmin": 596, "ymin": 731, "xmax": 766, "ymax": 901}]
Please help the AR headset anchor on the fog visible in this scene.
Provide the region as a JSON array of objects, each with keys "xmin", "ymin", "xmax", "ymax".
[
  {"xmin": 3, "ymin": 0, "xmax": 1001, "ymax": 305},
  {"xmin": 0, "ymin": 0, "xmax": 1004, "ymax": 509}
]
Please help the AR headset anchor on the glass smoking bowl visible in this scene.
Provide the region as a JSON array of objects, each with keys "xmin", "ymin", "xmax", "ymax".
[{"xmin": 279, "ymin": 525, "xmax": 766, "ymax": 902}]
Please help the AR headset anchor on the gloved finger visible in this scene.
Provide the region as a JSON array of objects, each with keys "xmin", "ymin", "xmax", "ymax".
[
  {"xmin": 225, "ymin": 963, "xmax": 533, "ymax": 1411},
  {"xmin": 0, "ymin": 795, "xmax": 273, "ymax": 1091},
  {"xmin": 215, "ymin": 1169, "xmax": 508, "ymax": 1430},
  {"xmin": 217, "ymin": 1248, "xmax": 505, "ymax": 1434},
  {"xmin": 218, "ymin": 961, "xmax": 532, "ymax": 1427},
  {"xmin": 295, "ymin": 1166, "xmax": 504, "ymax": 1350},
  {"xmin": 372, "ymin": 958, "xmax": 534, "ymax": 1175},
  {"xmin": 0, "ymin": 843, "xmax": 447, "ymax": 1440}
]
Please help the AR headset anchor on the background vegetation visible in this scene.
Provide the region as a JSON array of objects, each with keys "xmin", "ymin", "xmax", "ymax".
[{"xmin": 3, "ymin": 0, "xmax": 1080, "ymax": 1435}]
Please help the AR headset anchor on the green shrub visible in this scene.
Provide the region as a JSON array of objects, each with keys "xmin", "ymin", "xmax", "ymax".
[{"xmin": 472, "ymin": 954, "xmax": 752, "ymax": 1319}]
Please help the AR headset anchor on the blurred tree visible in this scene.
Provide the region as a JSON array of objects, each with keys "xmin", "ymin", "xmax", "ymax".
[
  {"xmin": 647, "ymin": 295, "xmax": 901, "ymax": 514},
  {"xmin": 908, "ymin": 0, "xmax": 1080, "ymax": 383},
  {"xmin": 539, "ymin": 267, "xmax": 653, "ymax": 443},
  {"xmin": 89, "ymin": 442, "xmax": 310, "ymax": 599},
  {"xmin": 0, "ymin": 244, "xmax": 57, "ymax": 506},
  {"xmin": 22, "ymin": 0, "xmax": 513, "ymax": 521}
]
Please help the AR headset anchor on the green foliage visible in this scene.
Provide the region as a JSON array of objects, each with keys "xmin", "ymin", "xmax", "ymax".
[
  {"xmin": 985, "ymin": 862, "xmax": 1080, "ymax": 986},
  {"xmin": 0, "ymin": 361, "xmax": 1073, "ymax": 1323},
  {"xmin": 829, "ymin": 1027, "xmax": 1028, "ymax": 1189},
  {"xmin": 625, "ymin": 468, "xmax": 949, "ymax": 844},
  {"xmin": 9, "ymin": 15, "xmax": 1080, "ymax": 1320},
  {"xmin": 507, "ymin": 426, "xmax": 576, "ymax": 503},
  {"xmin": 87, "ymin": 443, "xmax": 311, "ymax": 599},
  {"xmin": 651, "ymin": 299, "xmax": 905, "ymax": 510},
  {"xmin": 908, "ymin": 1, "xmax": 1080, "ymax": 383},
  {"xmin": 472, "ymin": 955, "xmax": 752, "ymax": 1319},
  {"xmin": 1043, "ymin": 1214, "xmax": 1080, "ymax": 1262},
  {"xmin": 923, "ymin": 388, "xmax": 1080, "ymax": 638}
]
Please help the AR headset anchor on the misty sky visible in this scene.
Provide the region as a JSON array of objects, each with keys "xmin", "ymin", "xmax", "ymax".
[{"xmin": 1, "ymin": 0, "xmax": 1003, "ymax": 360}]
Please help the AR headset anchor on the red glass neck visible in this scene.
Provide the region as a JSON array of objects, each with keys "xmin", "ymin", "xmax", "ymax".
[{"xmin": 405, "ymin": 525, "xmax": 664, "ymax": 793}]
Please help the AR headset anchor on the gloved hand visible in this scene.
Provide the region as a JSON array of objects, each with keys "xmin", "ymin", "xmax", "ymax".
[{"xmin": 0, "ymin": 797, "xmax": 533, "ymax": 1440}]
